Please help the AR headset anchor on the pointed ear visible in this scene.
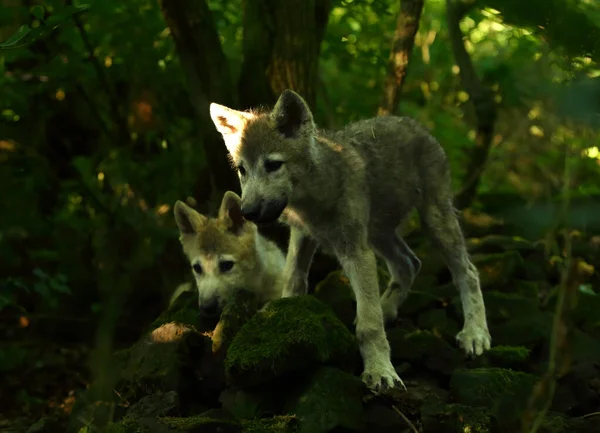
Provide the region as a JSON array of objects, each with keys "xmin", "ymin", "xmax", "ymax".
[
  {"xmin": 271, "ymin": 89, "xmax": 315, "ymax": 138},
  {"xmin": 209, "ymin": 103, "xmax": 255, "ymax": 155},
  {"xmin": 174, "ymin": 200, "xmax": 207, "ymax": 235},
  {"xmin": 218, "ymin": 191, "xmax": 246, "ymax": 234}
]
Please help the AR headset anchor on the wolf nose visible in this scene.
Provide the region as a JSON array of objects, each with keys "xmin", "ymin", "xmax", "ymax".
[
  {"xmin": 241, "ymin": 203, "xmax": 261, "ymax": 221},
  {"xmin": 200, "ymin": 299, "xmax": 220, "ymax": 317}
]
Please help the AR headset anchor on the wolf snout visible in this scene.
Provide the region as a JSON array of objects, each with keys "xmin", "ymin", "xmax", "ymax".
[
  {"xmin": 241, "ymin": 198, "xmax": 287, "ymax": 224},
  {"xmin": 199, "ymin": 298, "xmax": 220, "ymax": 317},
  {"xmin": 241, "ymin": 201, "xmax": 262, "ymax": 222}
]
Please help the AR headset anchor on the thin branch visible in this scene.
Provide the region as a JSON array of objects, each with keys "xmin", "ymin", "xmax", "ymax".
[
  {"xmin": 378, "ymin": 0, "xmax": 424, "ymax": 116},
  {"xmin": 68, "ymin": 3, "xmax": 130, "ymax": 143},
  {"xmin": 446, "ymin": 0, "xmax": 497, "ymax": 209},
  {"xmin": 391, "ymin": 404, "xmax": 419, "ymax": 433}
]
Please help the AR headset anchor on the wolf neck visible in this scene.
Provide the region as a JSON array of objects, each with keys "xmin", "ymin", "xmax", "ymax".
[{"xmin": 287, "ymin": 132, "xmax": 345, "ymax": 215}]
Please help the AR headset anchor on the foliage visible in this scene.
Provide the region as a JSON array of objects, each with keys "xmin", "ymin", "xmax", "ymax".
[{"xmin": 0, "ymin": 0, "xmax": 599, "ymax": 428}]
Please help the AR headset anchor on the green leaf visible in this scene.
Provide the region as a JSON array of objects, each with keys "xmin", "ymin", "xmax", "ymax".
[
  {"xmin": 0, "ymin": 25, "xmax": 32, "ymax": 48},
  {"xmin": 30, "ymin": 5, "xmax": 45, "ymax": 21},
  {"xmin": 0, "ymin": 4, "xmax": 92, "ymax": 50}
]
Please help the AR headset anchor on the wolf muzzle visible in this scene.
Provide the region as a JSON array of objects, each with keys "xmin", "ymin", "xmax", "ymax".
[{"xmin": 241, "ymin": 198, "xmax": 287, "ymax": 224}]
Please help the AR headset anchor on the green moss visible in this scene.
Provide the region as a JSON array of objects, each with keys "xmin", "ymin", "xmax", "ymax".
[
  {"xmin": 224, "ymin": 295, "xmax": 357, "ymax": 387},
  {"xmin": 243, "ymin": 415, "xmax": 299, "ymax": 433},
  {"xmin": 488, "ymin": 345, "xmax": 530, "ymax": 362},
  {"xmin": 472, "ymin": 251, "xmax": 524, "ymax": 288},
  {"xmin": 150, "ymin": 290, "xmax": 200, "ymax": 331},
  {"xmin": 479, "ymin": 291, "xmax": 540, "ymax": 323},
  {"xmin": 450, "ymin": 367, "xmax": 540, "ymax": 425},
  {"xmin": 388, "ymin": 327, "xmax": 462, "ymax": 374},
  {"xmin": 283, "ymin": 367, "xmax": 365, "ymax": 433},
  {"xmin": 538, "ymin": 411, "xmax": 587, "ymax": 433},
  {"xmin": 421, "ymin": 398, "xmax": 493, "ymax": 433},
  {"xmin": 104, "ymin": 417, "xmax": 144, "ymax": 433},
  {"xmin": 160, "ymin": 415, "xmax": 239, "ymax": 430}
]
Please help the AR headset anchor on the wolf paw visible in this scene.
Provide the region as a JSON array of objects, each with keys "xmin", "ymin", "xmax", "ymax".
[
  {"xmin": 456, "ymin": 325, "xmax": 491, "ymax": 356},
  {"xmin": 361, "ymin": 361, "xmax": 406, "ymax": 394}
]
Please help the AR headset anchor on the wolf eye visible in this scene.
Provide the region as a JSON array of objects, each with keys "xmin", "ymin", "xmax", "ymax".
[
  {"xmin": 264, "ymin": 160, "xmax": 283, "ymax": 173},
  {"xmin": 192, "ymin": 263, "xmax": 203, "ymax": 274},
  {"xmin": 219, "ymin": 260, "xmax": 235, "ymax": 273},
  {"xmin": 237, "ymin": 165, "xmax": 246, "ymax": 177}
]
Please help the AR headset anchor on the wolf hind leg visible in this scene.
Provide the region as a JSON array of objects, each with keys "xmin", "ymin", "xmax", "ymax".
[
  {"xmin": 420, "ymin": 198, "xmax": 491, "ymax": 356},
  {"xmin": 371, "ymin": 234, "xmax": 421, "ymax": 324}
]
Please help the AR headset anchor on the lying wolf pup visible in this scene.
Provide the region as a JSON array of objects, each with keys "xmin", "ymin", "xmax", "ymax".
[
  {"xmin": 174, "ymin": 191, "xmax": 285, "ymax": 317},
  {"xmin": 208, "ymin": 89, "xmax": 491, "ymax": 392}
]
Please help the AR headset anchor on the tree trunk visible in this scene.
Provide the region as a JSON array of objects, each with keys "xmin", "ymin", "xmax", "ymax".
[
  {"xmin": 158, "ymin": 0, "xmax": 240, "ymax": 199},
  {"xmin": 238, "ymin": 0, "xmax": 332, "ymax": 109},
  {"xmin": 446, "ymin": 0, "xmax": 497, "ymax": 209},
  {"xmin": 377, "ymin": 0, "xmax": 424, "ymax": 116}
]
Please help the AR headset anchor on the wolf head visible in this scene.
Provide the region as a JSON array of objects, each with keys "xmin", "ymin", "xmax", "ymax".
[
  {"xmin": 174, "ymin": 191, "xmax": 261, "ymax": 317},
  {"xmin": 209, "ymin": 90, "xmax": 316, "ymax": 223}
]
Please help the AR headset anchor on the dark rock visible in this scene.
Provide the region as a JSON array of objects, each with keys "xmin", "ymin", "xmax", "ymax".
[
  {"xmin": 126, "ymin": 391, "xmax": 180, "ymax": 419},
  {"xmin": 114, "ymin": 321, "xmax": 207, "ymax": 404},
  {"xmin": 472, "ymin": 250, "xmax": 524, "ymax": 288},
  {"xmin": 421, "ymin": 398, "xmax": 493, "ymax": 433},
  {"xmin": 416, "ymin": 308, "xmax": 461, "ymax": 341},
  {"xmin": 313, "ymin": 270, "xmax": 356, "ymax": 329},
  {"xmin": 467, "ymin": 234, "xmax": 540, "ymax": 255},
  {"xmin": 388, "ymin": 326, "xmax": 463, "ymax": 375},
  {"xmin": 479, "ymin": 291, "xmax": 540, "ymax": 324}
]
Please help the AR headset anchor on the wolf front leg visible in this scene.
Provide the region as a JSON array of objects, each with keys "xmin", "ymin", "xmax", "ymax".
[
  {"xmin": 338, "ymin": 245, "xmax": 406, "ymax": 393},
  {"xmin": 281, "ymin": 226, "xmax": 318, "ymax": 298}
]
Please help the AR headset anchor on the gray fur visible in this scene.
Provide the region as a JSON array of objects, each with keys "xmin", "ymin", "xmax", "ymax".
[{"xmin": 209, "ymin": 90, "xmax": 491, "ymax": 393}]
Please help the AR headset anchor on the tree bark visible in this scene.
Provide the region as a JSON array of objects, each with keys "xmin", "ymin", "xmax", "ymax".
[
  {"xmin": 377, "ymin": 0, "xmax": 424, "ymax": 116},
  {"xmin": 158, "ymin": 0, "xmax": 240, "ymax": 198},
  {"xmin": 446, "ymin": 0, "xmax": 498, "ymax": 209},
  {"xmin": 238, "ymin": 0, "xmax": 332, "ymax": 109}
]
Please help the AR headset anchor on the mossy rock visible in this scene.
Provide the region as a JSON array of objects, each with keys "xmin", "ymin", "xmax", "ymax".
[
  {"xmin": 497, "ymin": 279, "xmax": 543, "ymax": 298},
  {"xmin": 467, "ymin": 234, "xmax": 539, "ymax": 255},
  {"xmin": 450, "ymin": 367, "xmax": 539, "ymax": 425},
  {"xmin": 491, "ymin": 310, "xmax": 554, "ymax": 347},
  {"xmin": 416, "ymin": 308, "xmax": 461, "ymax": 341},
  {"xmin": 282, "ymin": 366, "xmax": 366, "ymax": 433},
  {"xmin": 219, "ymin": 385, "xmax": 288, "ymax": 421},
  {"xmin": 471, "ymin": 345, "xmax": 531, "ymax": 370},
  {"xmin": 472, "ymin": 251, "xmax": 524, "ymax": 288},
  {"xmin": 313, "ymin": 270, "xmax": 356, "ymax": 329},
  {"xmin": 421, "ymin": 398, "xmax": 493, "ymax": 433},
  {"xmin": 479, "ymin": 291, "xmax": 540, "ymax": 324},
  {"xmin": 388, "ymin": 327, "xmax": 463, "ymax": 375},
  {"xmin": 535, "ymin": 411, "xmax": 589, "ymax": 433},
  {"xmin": 211, "ymin": 290, "xmax": 261, "ymax": 353},
  {"xmin": 545, "ymin": 287, "xmax": 600, "ymax": 339},
  {"xmin": 106, "ymin": 414, "xmax": 298, "ymax": 433},
  {"xmin": 224, "ymin": 296, "xmax": 358, "ymax": 388},
  {"xmin": 115, "ymin": 322, "xmax": 208, "ymax": 403},
  {"xmin": 151, "ymin": 290, "xmax": 202, "ymax": 331}
]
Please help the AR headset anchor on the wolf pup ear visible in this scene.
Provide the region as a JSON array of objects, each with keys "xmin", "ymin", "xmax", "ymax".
[
  {"xmin": 271, "ymin": 89, "xmax": 315, "ymax": 138},
  {"xmin": 174, "ymin": 200, "xmax": 207, "ymax": 235},
  {"xmin": 218, "ymin": 191, "xmax": 246, "ymax": 234},
  {"xmin": 209, "ymin": 103, "xmax": 254, "ymax": 155}
]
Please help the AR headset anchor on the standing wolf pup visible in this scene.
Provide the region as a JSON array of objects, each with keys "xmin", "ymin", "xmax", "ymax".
[
  {"xmin": 174, "ymin": 191, "xmax": 285, "ymax": 316},
  {"xmin": 209, "ymin": 90, "xmax": 491, "ymax": 392}
]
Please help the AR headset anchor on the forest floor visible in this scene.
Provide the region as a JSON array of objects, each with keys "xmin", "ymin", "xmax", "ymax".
[{"xmin": 2, "ymin": 207, "xmax": 600, "ymax": 433}]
